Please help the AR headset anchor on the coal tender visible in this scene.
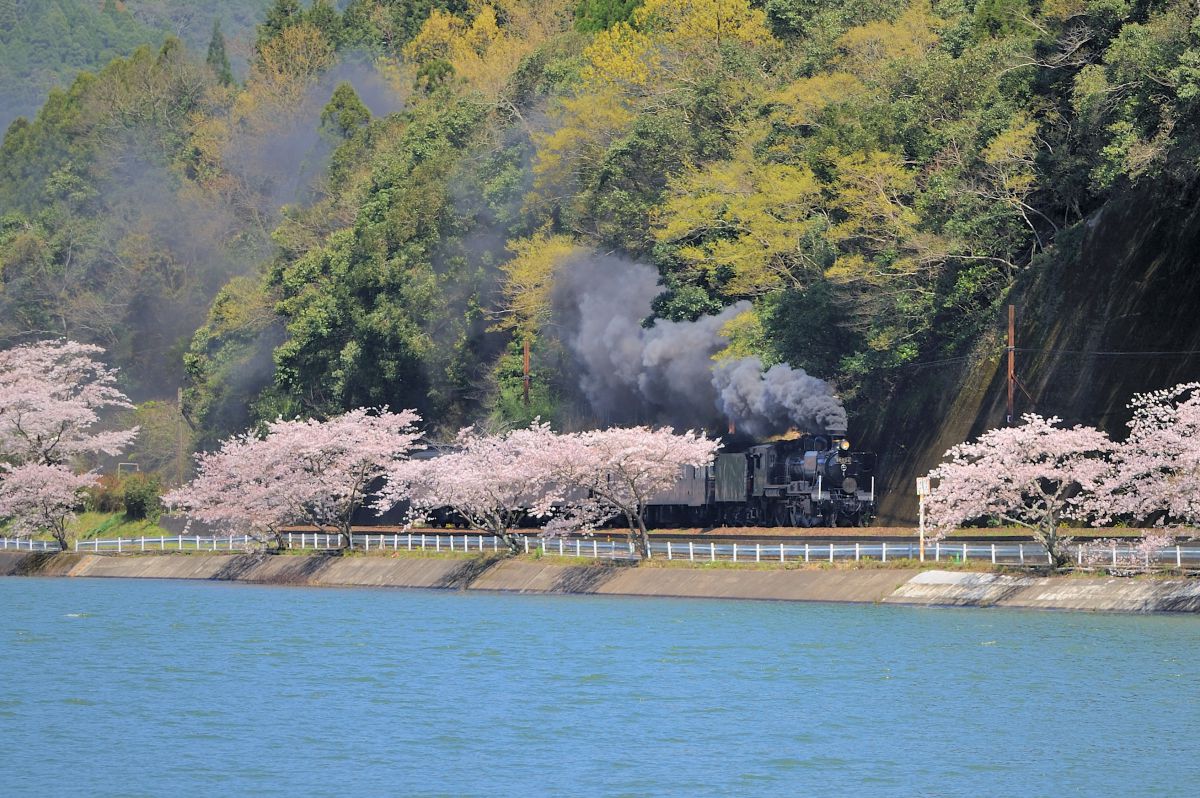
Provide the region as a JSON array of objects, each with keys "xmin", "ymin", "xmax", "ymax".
[{"xmin": 643, "ymin": 428, "xmax": 878, "ymax": 528}]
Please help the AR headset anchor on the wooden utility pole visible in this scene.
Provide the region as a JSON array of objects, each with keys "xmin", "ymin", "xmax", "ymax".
[
  {"xmin": 177, "ymin": 387, "xmax": 186, "ymax": 486},
  {"xmin": 1006, "ymin": 304, "xmax": 1015, "ymax": 425},
  {"xmin": 522, "ymin": 337, "xmax": 531, "ymax": 407}
]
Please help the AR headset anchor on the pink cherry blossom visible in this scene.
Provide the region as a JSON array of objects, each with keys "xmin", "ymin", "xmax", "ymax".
[
  {"xmin": 1099, "ymin": 382, "xmax": 1200, "ymax": 526},
  {"xmin": 0, "ymin": 463, "xmax": 96, "ymax": 549},
  {"xmin": 166, "ymin": 407, "xmax": 422, "ymax": 548},
  {"xmin": 377, "ymin": 422, "xmax": 564, "ymax": 553},
  {"xmin": 925, "ymin": 414, "xmax": 1115, "ymax": 567},
  {"xmin": 1082, "ymin": 531, "xmax": 1175, "ymax": 574},
  {"xmin": 0, "ymin": 340, "xmax": 138, "ymax": 465},
  {"xmin": 546, "ymin": 426, "xmax": 719, "ymax": 558},
  {"xmin": 163, "ymin": 432, "xmax": 297, "ymax": 546}
]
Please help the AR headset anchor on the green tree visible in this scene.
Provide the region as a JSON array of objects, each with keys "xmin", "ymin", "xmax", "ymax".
[
  {"xmin": 257, "ymin": 0, "xmax": 303, "ymax": 53},
  {"xmin": 575, "ymin": 0, "xmax": 642, "ymax": 32},
  {"xmin": 306, "ymin": 0, "xmax": 345, "ymax": 49},
  {"xmin": 320, "ymin": 82, "xmax": 371, "ymax": 138},
  {"xmin": 206, "ymin": 20, "xmax": 234, "ymax": 85}
]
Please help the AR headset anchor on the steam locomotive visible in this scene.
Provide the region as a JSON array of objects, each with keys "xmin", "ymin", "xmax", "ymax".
[
  {"xmin": 643, "ymin": 428, "xmax": 878, "ymax": 528},
  {"xmin": 359, "ymin": 428, "xmax": 878, "ymax": 529}
]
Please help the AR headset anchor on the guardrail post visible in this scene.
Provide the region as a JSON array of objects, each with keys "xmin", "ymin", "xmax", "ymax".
[
  {"xmin": 1112, "ymin": 543, "xmax": 1117, "ymax": 568},
  {"xmin": 805, "ymin": 543, "xmax": 810, "ymax": 563},
  {"xmin": 855, "ymin": 543, "xmax": 860, "ymax": 562},
  {"xmin": 755, "ymin": 543, "xmax": 760, "ymax": 563},
  {"xmin": 881, "ymin": 542, "xmax": 887, "ymax": 563},
  {"xmin": 667, "ymin": 541, "xmax": 673, "ymax": 560},
  {"xmin": 935, "ymin": 542, "xmax": 941, "ymax": 562},
  {"xmin": 523, "ymin": 537, "xmax": 528, "ymax": 554},
  {"xmin": 689, "ymin": 541, "xmax": 695, "ymax": 562},
  {"xmin": 436, "ymin": 535, "xmax": 441, "ymax": 553},
  {"xmin": 780, "ymin": 543, "xmax": 785, "ymax": 563},
  {"xmin": 963, "ymin": 543, "xmax": 968, "ymax": 563},
  {"xmin": 75, "ymin": 540, "xmax": 79, "ymax": 552},
  {"xmin": 117, "ymin": 538, "xmax": 122, "ymax": 554},
  {"xmin": 732, "ymin": 543, "xmax": 738, "ymax": 562},
  {"xmin": 991, "ymin": 543, "xmax": 996, "ymax": 564},
  {"xmin": 1176, "ymin": 545, "xmax": 1182, "ymax": 568},
  {"xmin": 593, "ymin": 540, "xmax": 598, "ymax": 558},
  {"xmin": 710, "ymin": 542, "xmax": 715, "ymax": 562},
  {"xmin": 829, "ymin": 543, "xmax": 834, "ymax": 563},
  {"xmin": 559, "ymin": 538, "xmax": 564, "ymax": 557}
]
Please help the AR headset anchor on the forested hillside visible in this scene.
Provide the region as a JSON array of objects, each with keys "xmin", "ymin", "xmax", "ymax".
[
  {"xmin": 0, "ymin": 1, "xmax": 270, "ymax": 133},
  {"xmin": 4, "ymin": 0, "xmax": 1200, "ymax": 491}
]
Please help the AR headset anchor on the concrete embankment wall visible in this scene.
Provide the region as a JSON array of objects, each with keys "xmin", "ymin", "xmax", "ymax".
[{"xmin": 2, "ymin": 552, "xmax": 1198, "ymax": 613}]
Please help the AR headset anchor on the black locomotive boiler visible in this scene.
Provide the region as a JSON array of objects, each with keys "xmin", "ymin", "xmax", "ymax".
[{"xmin": 643, "ymin": 428, "xmax": 878, "ymax": 528}]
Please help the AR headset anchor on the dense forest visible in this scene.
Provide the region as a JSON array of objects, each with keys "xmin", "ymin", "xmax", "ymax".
[
  {"xmin": 0, "ymin": 1, "xmax": 272, "ymax": 132},
  {"xmin": 3, "ymin": 0, "xmax": 1200, "ymax": 484}
]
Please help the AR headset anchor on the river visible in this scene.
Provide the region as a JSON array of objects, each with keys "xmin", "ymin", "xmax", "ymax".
[{"xmin": 1, "ymin": 578, "xmax": 1197, "ymax": 796}]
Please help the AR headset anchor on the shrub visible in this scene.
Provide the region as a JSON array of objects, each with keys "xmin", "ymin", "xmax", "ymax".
[
  {"xmin": 87, "ymin": 473, "xmax": 126, "ymax": 513},
  {"xmin": 122, "ymin": 473, "xmax": 163, "ymax": 520}
]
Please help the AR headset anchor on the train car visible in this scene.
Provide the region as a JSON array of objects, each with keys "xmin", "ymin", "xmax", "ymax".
[{"xmin": 643, "ymin": 428, "xmax": 878, "ymax": 528}]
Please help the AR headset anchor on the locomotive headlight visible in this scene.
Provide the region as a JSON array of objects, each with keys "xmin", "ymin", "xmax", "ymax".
[{"xmin": 839, "ymin": 440, "xmax": 851, "ymax": 451}]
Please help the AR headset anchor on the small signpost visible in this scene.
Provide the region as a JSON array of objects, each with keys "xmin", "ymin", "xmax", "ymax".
[{"xmin": 916, "ymin": 477, "xmax": 931, "ymax": 562}]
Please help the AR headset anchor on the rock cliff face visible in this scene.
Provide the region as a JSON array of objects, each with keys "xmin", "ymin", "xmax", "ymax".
[{"xmin": 863, "ymin": 183, "xmax": 1200, "ymax": 524}]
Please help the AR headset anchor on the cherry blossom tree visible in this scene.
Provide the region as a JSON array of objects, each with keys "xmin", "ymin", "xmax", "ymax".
[
  {"xmin": 0, "ymin": 340, "xmax": 138, "ymax": 466},
  {"xmin": 167, "ymin": 408, "xmax": 423, "ymax": 549},
  {"xmin": 163, "ymin": 433, "xmax": 297, "ymax": 549},
  {"xmin": 0, "ymin": 463, "xmax": 96, "ymax": 550},
  {"xmin": 548, "ymin": 426, "xmax": 720, "ymax": 559},
  {"xmin": 1099, "ymin": 382, "xmax": 1200, "ymax": 526},
  {"xmin": 924, "ymin": 414, "xmax": 1115, "ymax": 568},
  {"xmin": 378, "ymin": 422, "xmax": 564, "ymax": 553},
  {"xmin": 1082, "ymin": 531, "xmax": 1175, "ymax": 574}
]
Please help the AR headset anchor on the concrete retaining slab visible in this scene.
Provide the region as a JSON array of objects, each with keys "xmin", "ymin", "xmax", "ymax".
[{"xmin": 2, "ymin": 552, "xmax": 1199, "ymax": 613}]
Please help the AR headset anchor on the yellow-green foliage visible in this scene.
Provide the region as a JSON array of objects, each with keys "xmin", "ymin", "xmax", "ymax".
[{"xmin": 6, "ymin": 0, "xmax": 1200, "ymax": 440}]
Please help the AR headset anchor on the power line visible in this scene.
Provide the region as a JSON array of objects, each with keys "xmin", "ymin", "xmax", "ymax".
[
  {"xmin": 893, "ymin": 354, "xmax": 977, "ymax": 370},
  {"xmin": 1014, "ymin": 347, "xmax": 1200, "ymax": 357}
]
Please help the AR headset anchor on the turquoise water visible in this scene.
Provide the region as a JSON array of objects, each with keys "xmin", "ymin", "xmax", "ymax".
[{"xmin": 1, "ymin": 578, "xmax": 1198, "ymax": 797}]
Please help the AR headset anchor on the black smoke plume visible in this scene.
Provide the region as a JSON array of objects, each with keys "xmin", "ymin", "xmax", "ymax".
[{"xmin": 552, "ymin": 255, "xmax": 847, "ymax": 434}]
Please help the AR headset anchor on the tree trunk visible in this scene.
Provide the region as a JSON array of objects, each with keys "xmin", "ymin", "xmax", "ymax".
[
  {"xmin": 1040, "ymin": 519, "xmax": 1070, "ymax": 569},
  {"xmin": 631, "ymin": 513, "xmax": 650, "ymax": 559},
  {"xmin": 53, "ymin": 531, "xmax": 69, "ymax": 552},
  {"xmin": 497, "ymin": 529, "xmax": 521, "ymax": 556}
]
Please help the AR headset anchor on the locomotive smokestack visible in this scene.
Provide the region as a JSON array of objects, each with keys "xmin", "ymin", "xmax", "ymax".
[{"xmin": 728, "ymin": 419, "xmax": 736, "ymax": 435}]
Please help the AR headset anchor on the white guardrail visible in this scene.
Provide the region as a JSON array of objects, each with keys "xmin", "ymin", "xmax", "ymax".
[{"xmin": 2, "ymin": 533, "xmax": 1199, "ymax": 569}]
